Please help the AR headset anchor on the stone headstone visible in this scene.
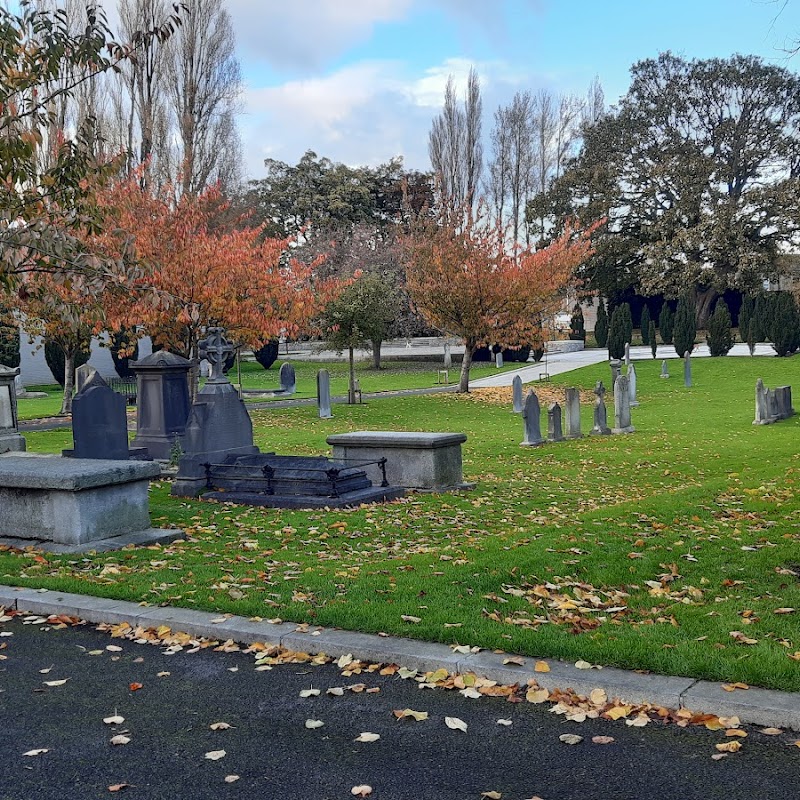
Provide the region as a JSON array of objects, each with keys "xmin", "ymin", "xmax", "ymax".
[
  {"xmin": 609, "ymin": 359, "xmax": 622, "ymax": 386},
  {"xmin": 660, "ymin": 360, "xmax": 669, "ymax": 379},
  {"xmin": 317, "ymin": 369, "xmax": 332, "ymax": 419},
  {"xmin": 612, "ymin": 374, "xmax": 635, "ymax": 434},
  {"xmin": 443, "ymin": 342, "xmax": 452, "ymax": 369},
  {"xmin": 767, "ymin": 388, "xmax": 779, "ymax": 421},
  {"xmin": 628, "ymin": 363, "xmax": 639, "ymax": 407},
  {"xmin": 199, "ymin": 358, "xmax": 211, "ymax": 378},
  {"xmin": 67, "ymin": 372, "xmax": 130, "ymax": 460},
  {"xmin": 776, "ymin": 386, "xmax": 794, "ymax": 418},
  {"xmin": 279, "ymin": 362, "xmax": 296, "ymax": 394},
  {"xmin": 75, "ymin": 363, "xmax": 98, "ymax": 394},
  {"xmin": 520, "ymin": 389, "xmax": 544, "ymax": 447},
  {"xmin": 512, "ymin": 375, "xmax": 524, "ymax": 413},
  {"xmin": 0, "ymin": 364, "xmax": 25, "ymax": 453},
  {"xmin": 590, "ymin": 380, "xmax": 611, "ymax": 435},
  {"xmin": 14, "ymin": 374, "xmax": 24, "ymax": 397},
  {"xmin": 684, "ymin": 353, "xmax": 692, "ymax": 387},
  {"xmin": 564, "ymin": 387, "xmax": 582, "ymax": 439},
  {"xmin": 130, "ymin": 350, "xmax": 192, "ymax": 460},
  {"xmin": 624, "ymin": 342, "xmax": 631, "ymax": 368},
  {"xmin": 495, "ymin": 351, "xmax": 504, "ymax": 368},
  {"xmin": 754, "ymin": 378, "xmax": 772, "ymax": 425},
  {"xmin": 547, "ymin": 402, "xmax": 564, "ymax": 442}
]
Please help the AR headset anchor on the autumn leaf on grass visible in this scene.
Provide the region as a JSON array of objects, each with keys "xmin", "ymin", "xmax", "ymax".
[
  {"xmin": 729, "ymin": 631, "xmax": 758, "ymax": 645},
  {"xmin": 400, "ymin": 615, "xmax": 421, "ymax": 624},
  {"xmin": 393, "ymin": 709, "xmax": 428, "ymax": 721},
  {"xmin": 204, "ymin": 750, "xmax": 226, "ymax": 760},
  {"xmin": 445, "ymin": 716, "xmax": 468, "ymax": 733}
]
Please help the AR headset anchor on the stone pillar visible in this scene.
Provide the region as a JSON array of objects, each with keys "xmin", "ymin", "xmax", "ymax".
[
  {"xmin": 317, "ymin": 369, "xmax": 332, "ymax": 419},
  {"xmin": 612, "ymin": 375, "xmax": 635, "ymax": 434},
  {"xmin": 591, "ymin": 380, "xmax": 611, "ymax": 435},
  {"xmin": 660, "ymin": 360, "xmax": 669, "ymax": 379},
  {"xmin": 0, "ymin": 364, "xmax": 25, "ymax": 453},
  {"xmin": 495, "ymin": 351, "xmax": 504, "ymax": 368},
  {"xmin": 684, "ymin": 354, "xmax": 692, "ymax": 388},
  {"xmin": 609, "ymin": 359, "xmax": 622, "ymax": 387},
  {"xmin": 628, "ymin": 363, "xmax": 639, "ymax": 407},
  {"xmin": 512, "ymin": 375, "xmax": 523, "ymax": 413},
  {"xmin": 130, "ymin": 351, "xmax": 192, "ymax": 460},
  {"xmin": 564, "ymin": 388, "xmax": 582, "ymax": 439},
  {"xmin": 547, "ymin": 402, "xmax": 564, "ymax": 442}
]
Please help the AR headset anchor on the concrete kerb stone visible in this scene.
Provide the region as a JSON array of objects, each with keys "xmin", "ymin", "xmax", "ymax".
[{"xmin": 2, "ymin": 586, "xmax": 799, "ymax": 729}]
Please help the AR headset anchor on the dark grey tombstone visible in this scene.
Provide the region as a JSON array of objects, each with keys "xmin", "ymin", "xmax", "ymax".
[
  {"xmin": 660, "ymin": 360, "xmax": 669, "ymax": 379},
  {"xmin": 131, "ymin": 350, "xmax": 192, "ymax": 460},
  {"xmin": 279, "ymin": 362, "xmax": 296, "ymax": 394},
  {"xmin": 512, "ymin": 375, "xmax": 524, "ymax": 413},
  {"xmin": 609, "ymin": 359, "xmax": 622, "ymax": 386},
  {"xmin": 628, "ymin": 363, "xmax": 639, "ymax": 407},
  {"xmin": 766, "ymin": 388, "xmax": 780, "ymax": 421},
  {"xmin": 776, "ymin": 386, "xmax": 794, "ymax": 419},
  {"xmin": 684, "ymin": 354, "xmax": 692, "ymax": 387},
  {"xmin": 67, "ymin": 372, "xmax": 130, "ymax": 460},
  {"xmin": 495, "ymin": 351, "xmax": 504, "ymax": 368},
  {"xmin": 590, "ymin": 380, "xmax": 611, "ymax": 435},
  {"xmin": 547, "ymin": 402, "xmax": 564, "ymax": 442},
  {"xmin": 75, "ymin": 363, "xmax": 98, "ymax": 394},
  {"xmin": 612, "ymin": 375, "xmax": 635, "ymax": 434},
  {"xmin": 317, "ymin": 369, "xmax": 332, "ymax": 419},
  {"xmin": 443, "ymin": 342, "xmax": 452, "ymax": 369},
  {"xmin": 520, "ymin": 389, "xmax": 544, "ymax": 447},
  {"xmin": 565, "ymin": 387, "xmax": 582, "ymax": 439},
  {"xmin": 0, "ymin": 364, "xmax": 25, "ymax": 453}
]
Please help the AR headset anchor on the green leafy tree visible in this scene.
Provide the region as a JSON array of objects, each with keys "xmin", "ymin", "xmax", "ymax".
[
  {"xmin": 607, "ymin": 306, "xmax": 626, "ymax": 360},
  {"xmin": 738, "ymin": 294, "xmax": 754, "ymax": 344},
  {"xmin": 746, "ymin": 319, "xmax": 756, "ymax": 355},
  {"xmin": 769, "ymin": 292, "xmax": 800, "ymax": 356},
  {"xmin": 594, "ymin": 298, "xmax": 608, "ymax": 348},
  {"xmin": 659, "ymin": 302, "xmax": 674, "ymax": 345},
  {"xmin": 706, "ymin": 299, "xmax": 734, "ymax": 357},
  {"xmin": 569, "ymin": 304, "xmax": 585, "ymax": 341},
  {"xmin": 640, "ymin": 305, "xmax": 651, "ymax": 345},
  {"xmin": 648, "ymin": 320, "xmax": 657, "ymax": 358},
  {"xmin": 673, "ymin": 295, "xmax": 697, "ymax": 357}
]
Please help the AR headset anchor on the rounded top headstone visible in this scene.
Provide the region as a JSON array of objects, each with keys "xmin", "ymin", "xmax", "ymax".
[{"xmin": 131, "ymin": 350, "xmax": 192, "ymax": 370}]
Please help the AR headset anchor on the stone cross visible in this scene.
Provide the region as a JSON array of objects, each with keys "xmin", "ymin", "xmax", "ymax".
[
  {"xmin": 548, "ymin": 402, "xmax": 564, "ymax": 442},
  {"xmin": 683, "ymin": 353, "xmax": 692, "ymax": 387},
  {"xmin": 612, "ymin": 374, "xmax": 635, "ymax": 434},
  {"xmin": 660, "ymin": 360, "xmax": 669, "ymax": 379},
  {"xmin": 609, "ymin": 359, "xmax": 622, "ymax": 387},
  {"xmin": 495, "ymin": 351, "xmax": 504, "ymax": 368},
  {"xmin": 520, "ymin": 389, "xmax": 544, "ymax": 447},
  {"xmin": 317, "ymin": 369, "xmax": 332, "ymax": 419},
  {"xmin": 591, "ymin": 380, "xmax": 611, "ymax": 435},
  {"xmin": 564, "ymin": 387, "xmax": 582, "ymax": 438},
  {"xmin": 512, "ymin": 375, "xmax": 524, "ymax": 413},
  {"xmin": 204, "ymin": 327, "xmax": 234, "ymax": 381},
  {"xmin": 628, "ymin": 363, "xmax": 639, "ymax": 407}
]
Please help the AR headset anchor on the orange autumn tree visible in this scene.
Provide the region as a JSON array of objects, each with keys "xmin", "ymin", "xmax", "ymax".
[
  {"xmin": 95, "ymin": 178, "xmax": 338, "ymax": 381},
  {"xmin": 404, "ymin": 205, "xmax": 595, "ymax": 392}
]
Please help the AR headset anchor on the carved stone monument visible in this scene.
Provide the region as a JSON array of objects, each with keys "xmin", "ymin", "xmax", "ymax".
[
  {"xmin": 512, "ymin": 375, "xmax": 524, "ymax": 413},
  {"xmin": 660, "ymin": 360, "xmax": 669, "ymax": 379},
  {"xmin": 0, "ymin": 364, "xmax": 25, "ymax": 453},
  {"xmin": 520, "ymin": 389, "xmax": 544, "ymax": 447},
  {"xmin": 612, "ymin": 374, "xmax": 635, "ymax": 434},
  {"xmin": 564, "ymin": 387, "xmax": 582, "ymax": 439},
  {"xmin": 590, "ymin": 380, "xmax": 611, "ymax": 435},
  {"xmin": 279, "ymin": 362, "xmax": 296, "ymax": 394},
  {"xmin": 317, "ymin": 369, "xmax": 332, "ymax": 419},
  {"xmin": 628, "ymin": 363, "xmax": 639, "ymax": 407},
  {"xmin": 547, "ymin": 402, "xmax": 564, "ymax": 443}
]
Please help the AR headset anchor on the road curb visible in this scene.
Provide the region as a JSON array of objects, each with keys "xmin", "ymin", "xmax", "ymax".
[{"xmin": 1, "ymin": 585, "xmax": 798, "ymax": 730}]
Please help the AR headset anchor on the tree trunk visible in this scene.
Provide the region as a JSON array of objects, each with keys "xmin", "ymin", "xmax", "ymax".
[
  {"xmin": 694, "ymin": 287, "xmax": 718, "ymax": 329},
  {"xmin": 458, "ymin": 342, "xmax": 475, "ymax": 393},
  {"xmin": 61, "ymin": 351, "xmax": 75, "ymax": 415},
  {"xmin": 348, "ymin": 346, "xmax": 357, "ymax": 404},
  {"xmin": 370, "ymin": 338, "xmax": 382, "ymax": 370}
]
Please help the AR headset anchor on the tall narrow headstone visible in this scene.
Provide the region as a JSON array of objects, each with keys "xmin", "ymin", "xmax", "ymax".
[
  {"xmin": 624, "ymin": 342, "xmax": 631, "ymax": 368},
  {"xmin": 512, "ymin": 375, "xmax": 524, "ymax": 413},
  {"xmin": 660, "ymin": 360, "xmax": 669, "ymax": 379},
  {"xmin": 75, "ymin": 363, "xmax": 98, "ymax": 394},
  {"xmin": 776, "ymin": 386, "xmax": 794, "ymax": 419},
  {"xmin": 66, "ymin": 372, "xmax": 131, "ymax": 460},
  {"xmin": 564, "ymin": 387, "xmax": 582, "ymax": 439},
  {"xmin": 443, "ymin": 342, "xmax": 452, "ymax": 369},
  {"xmin": 609, "ymin": 359, "xmax": 622, "ymax": 387},
  {"xmin": 612, "ymin": 374, "xmax": 635, "ymax": 434},
  {"xmin": 590, "ymin": 380, "xmax": 611, "ymax": 435},
  {"xmin": 547, "ymin": 402, "xmax": 564, "ymax": 442},
  {"xmin": 683, "ymin": 354, "xmax": 692, "ymax": 387},
  {"xmin": 317, "ymin": 369, "xmax": 332, "ymax": 419},
  {"xmin": 628, "ymin": 363, "xmax": 639, "ymax": 407},
  {"xmin": 279, "ymin": 362, "xmax": 296, "ymax": 394},
  {"xmin": 520, "ymin": 389, "xmax": 544, "ymax": 447},
  {"xmin": 754, "ymin": 378, "xmax": 772, "ymax": 425},
  {"xmin": 766, "ymin": 388, "xmax": 779, "ymax": 421},
  {"xmin": 0, "ymin": 364, "xmax": 25, "ymax": 453},
  {"xmin": 495, "ymin": 351, "xmax": 504, "ymax": 368}
]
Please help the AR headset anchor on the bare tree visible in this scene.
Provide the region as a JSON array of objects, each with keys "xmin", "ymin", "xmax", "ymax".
[{"xmin": 583, "ymin": 75, "xmax": 605, "ymax": 127}]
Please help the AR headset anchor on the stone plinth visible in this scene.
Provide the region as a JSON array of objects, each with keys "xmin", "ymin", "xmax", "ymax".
[
  {"xmin": 0, "ymin": 454, "xmax": 174, "ymax": 552},
  {"xmin": 327, "ymin": 431, "xmax": 469, "ymax": 490},
  {"xmin": 0, "ymin": 364, "xmax": 25, "ymax": 454}
]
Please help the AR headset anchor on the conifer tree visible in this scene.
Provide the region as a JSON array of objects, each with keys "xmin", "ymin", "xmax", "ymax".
[
  {"xmin": 640, "ymin": 305, "xmax": 651, "ymax": 345},
  {"xmin": 659, "ymin": 301, "xmax": 674, "ymax": 345},
  {"xmin": 594, "ymin": 298, "xmax": 608, "ymax": 348},
  {"xmin": 620, "ymin": 302, "xmax": 633, "ymax": 344},
  {"xmin": 746, "ymin": 319, "xmax": 756, "ymax": 356},
  {"xmin": 707, "ymin": 299, "xmax": 733, "ymax": 356},
  {"xmin": 770, "ymin": 292, "xmax": 800, "ymax": 356},
  {"xmin": 673, "ymin": 295, "xmax": 696, "ymax": 357},
  {"xmin": 569, "ymin": 304, "xmax": 585, "ymax": 341},
  {"xmin": 649, "ymin": 320, "xmax": 657, "ymax": 358},
  {"xmin": 738, "ymin": 294, "xmax": 754, "ymax": 344},
  {"xmin": 607, "ymin": 306, "xmax": 626, "ymax": 360}
]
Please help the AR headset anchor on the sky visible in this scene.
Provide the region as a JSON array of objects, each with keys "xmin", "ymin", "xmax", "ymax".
[{"xmin": 225, "ymin": 0, "xmax": 800, "ymax": 182}]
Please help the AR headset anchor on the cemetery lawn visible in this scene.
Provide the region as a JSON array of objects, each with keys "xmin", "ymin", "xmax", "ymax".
[{"xmin": 7, "ymin": 356, "xmax": 800, "ymax": 691}]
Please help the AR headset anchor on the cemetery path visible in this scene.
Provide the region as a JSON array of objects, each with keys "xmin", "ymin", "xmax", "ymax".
[{"xmin": 1, "ymin": 614, "xmax": 799, "ymax": 800}]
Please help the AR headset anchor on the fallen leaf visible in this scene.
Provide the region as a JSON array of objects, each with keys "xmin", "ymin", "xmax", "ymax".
[
  {"xmin": 534, "ymin": 661, "xmax": 550, "ymax": 673},
  {"xmin": 351, "ymin": 786, "xmax": 373, "ymax": 797},
  {"xmin": 299, "ymin": 687, "xmax": 320, "ymax": 698},
  {"xmin": 204, "ymin": 750, "xmax": 226, "ymax": 760},
  {"xmin": 106, "ymin": 645, "xmax": 123, "ymax": 652},
  {"xmin": 336, "ymin": 653, "xmax": 354, "ymax": 669},
  {"xmin": 39, "ymin": 667, "xmax": 53, "ymax": 674},
  {"xmin": 589, "ymin": 688, "xmax": 607, "ymax": 706},
  {"xmin": 43, "ymin": 679, "xmax": 68, "ymax": 687},
  {"xmin": 592, "ymin": 736, "xmax": 615, "ymax": 745},
  {"xmin": 559, "ymin": 734, "xmax": 583, "ymax": 745},
  {"xmin": 481, "ymin": 793, "xmax": 502, "ymax": 800},
  {"xmin": 128, "ymin": 683, "xmax": 143, "ymax": 692},
  {"xmin": 427, "ymin": 668, "xmax": 449, "ymax": 683},
  {"xmin": 525, "ymin": 688, "xmax": 550, "ymax": 704},
  {"xmin": 605, "ymin": 705, "xmax": 632, "ymax": 720},
  {"xmin": 445, "ymin": 716, "xmax": 468, "ymax": 732},
  {"xmin": 626, "ymin": 715, "xmax": 650, "ymax": 728},
  {"xmin": 397, "ymin": 667, "xmax": 418, "ymax": 679},
  {"xmin": 726, "ymin": 729, "xmax": 747, "ymax": 738},
  {"xmin": 355, "ymin": 732, "xmax": 381, "ymax": 743},
  {"xmin": 497, "ymin": 719, "xmax": 513, "ymax": 726},
  {"xmin": 759, "ymin": 728, "xmax": 783, "ymax": 735},
  {"xmin": 22, "ymin": 749, "xmax": 48, "ymax": 757},
  {"xmin": 103, "ymin": 715, "xmax": 125, "ymax": 725},
  {"xmin": 110, "ymin": 735, "xmax": 131, "ymax": 746},
  {"xmin": 711, "ymin": 753, "xmax": 727, "ymax": 761},
  {"xmin": 400, "ymin": 615, "xmax": 421, "ymax": 624},
  {"xmin": 210, "ymin": 722, "xmax": 233, "ymax": 731},
  {"xmin": 503, "ymin": 656, "xmax": 525, "ymax": 666},
  {"xmin": 157, "ymin": 671, "xmax": 170, "ymax": 678},
  {"xmin": 715, "ymin": 741, "xmax": 742, "ymax": 753},
  {"xmin": 327, "ymin": 687, "xmax": 345, "ymax": 696},
  {"xmin": 393, "ymin": 709, "xmax": 428, "ymax": 721},
  {"xmin": 460, "ymin": 688, "xmax": 482, "ymax": 699},
  {"xmin": 574, "ymin": 660, "xmax": 593, "ymax": 670},
  {"xmin": 108, "ymin": 784, "xmax": 130, "ymax": 792},
  {"xmin": 224, "ymin": 776, "xmax": 240, "ymax": 784},
  {"xmin": 773, "ymin": 608, "xmax": 795, "ymax": 614},
  {"xmin": 305, "ymin": 719, "xmax": 324, "ymax": 729}
]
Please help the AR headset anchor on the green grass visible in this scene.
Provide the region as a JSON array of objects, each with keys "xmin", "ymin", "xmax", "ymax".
[
  {"xmin": 6, "ymin": 356, "xmax": 800, "ymax": 691},
  {"xmin": 16, "ymin": 385, "xmax": 64, "ymax": 420}
]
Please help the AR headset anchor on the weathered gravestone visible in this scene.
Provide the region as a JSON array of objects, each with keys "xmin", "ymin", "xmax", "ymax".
[
  {"xmin": 317, "ymin": 369, "xmax": 332, "ymax": 419},
  {"xmin": 75, "ymin": 363, "xmax": 99, "ymax": 394},
  {"xmin": 520, "ymin": 389, "xmax": 544, "ymax": 447},
  {"xmin": 547, "ymin": 402, "xmax": 564, "ymax": 442},
  {"xmin": 512, "ymin": 375, "xmax": 524, "ymax": 413},
  {"xmin": 684, "ymin": 354, "xmax": 692, "ymax": 387},
  {"xmin": 131, "ymin": 350, "xmax": 192, "ymax": 460},
  {"xmin": 564, "ymin": 387, "xmax": 582, "ymax": 439},
  {"xmin": 279, "ymin": 362, "xmax": 296, "ymax": 394},
  {"xmin": 590, "ymin": 380, "xmax": 611, "ymax": 435},
  {"xmin": 14, "ymin": 374, "xmax": 47, "ymax": 399},
  {"xmin": 609, "ymin": 359, "xmax": 622, "ymax": 387},
  {"xmin": 495, "ymin": 351, "xmax": 504, "ymax": 368},
  {"xmin": 660, "ymin": 360, "xmax": 669, "ymax": 379},
  {"xmin": 612, "ymin": 374, "xmax": 635, "ymax": 434},
  {"xmin": 628, "ymin": 363, "xmax": 639, "ymax": 407},
  {"xmin": 754, "ymin": 379, "xmax": 795, "ymax": 424},
  {"xmin": 0, "ymin": 364, "xmax": 25, "ymax": 453},
  {"xmin": 624, "ymin": 342, "xmax": 631, "ymax": 369},
  {"xmin": 64, "ymin": 372, "xmax": 138, "ymax": 460},
  {"xmin": 443, "ymin": 342, "xmax": 452, "ymax": 369}
]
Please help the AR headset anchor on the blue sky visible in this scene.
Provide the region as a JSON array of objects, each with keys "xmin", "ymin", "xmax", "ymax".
[{"xmin": 172, "ymin": 0, "xmax": 800, "ymax": 178}]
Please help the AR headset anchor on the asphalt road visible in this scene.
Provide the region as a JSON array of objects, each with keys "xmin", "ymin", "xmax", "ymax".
[{"xmin": 1, "ymin": 616, "xmax": 799, "ymax": 800}]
